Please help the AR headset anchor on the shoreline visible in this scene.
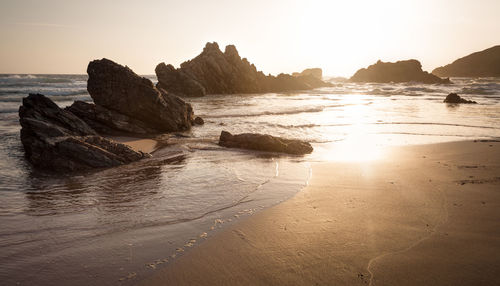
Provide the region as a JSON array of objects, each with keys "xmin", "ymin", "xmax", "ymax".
[{"xmin": 138, "ymin": 140, "xmax": 500, "ymax": 286}]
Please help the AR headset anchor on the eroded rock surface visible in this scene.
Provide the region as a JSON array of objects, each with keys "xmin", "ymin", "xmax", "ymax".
[
  {"xmin": 19, "ymin": 94, "xmax": 147, "ymax": 172},
  {"xmin": 88, "ymin": 58, "xmax": 194, "ymax": 132}
]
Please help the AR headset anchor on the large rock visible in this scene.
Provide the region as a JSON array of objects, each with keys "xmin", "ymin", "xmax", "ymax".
[
  {"xmin": 19, "ymin": 94, "xmax": 147, "ymax": 171},
  {"xmin": 66, "ymin": 101, "xmax": 158, "ymax": 135},
  {"xmin": 87, "ymin": 58, "xmax": 194, "ymax": 132},
  {"xmin": 218, "ymin": 131, "xmax": 313, "ymax": 155},
  {"xmin": 350, "ymin": 60, "xmax": 451, "ymax": 84},
  {"xmin": 156, "ymin": 42, "xmax": 331, "ymax": 96},
  {"xmin": 432, "ymin": 45, "xmax": 500, "ymax": 77},
  {"xmin": 443, "ymin": 93, "xmax": 477, "ymax": 104},
  {"xmin": 155, "ymin": 62, "xmax": 206, "ymax": 97}
]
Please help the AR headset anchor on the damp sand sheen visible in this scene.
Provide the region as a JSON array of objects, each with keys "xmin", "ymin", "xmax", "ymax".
[{"xmin": 141, "ymin": 141, "xmax": 500, "ymax": 286}]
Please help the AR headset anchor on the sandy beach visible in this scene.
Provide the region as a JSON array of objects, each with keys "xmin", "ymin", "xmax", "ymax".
[{"xmin": 140, "ymin": 140, "xmax": 500, "ymax": 286}]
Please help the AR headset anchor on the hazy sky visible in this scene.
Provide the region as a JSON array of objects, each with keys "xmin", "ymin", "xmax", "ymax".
[{"xmin": 0, "ymin": 0, "xmax": 498, "ymax": 76}]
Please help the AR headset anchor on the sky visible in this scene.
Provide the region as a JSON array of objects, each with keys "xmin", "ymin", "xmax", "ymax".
[{"xmin": 0, "ymin": 0, "xmax": 499, "ymax": 76}]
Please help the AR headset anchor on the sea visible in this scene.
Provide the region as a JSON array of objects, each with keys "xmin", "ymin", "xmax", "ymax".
[{"xmin": 1, "ymin": 74, "xmax": 499, "ymax": 285}]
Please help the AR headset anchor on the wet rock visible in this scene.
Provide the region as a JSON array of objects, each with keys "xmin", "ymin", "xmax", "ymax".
[
  {"xmin": 19, "ymin": 94, "xmax": 147, "ymax": 172},
  {"xmin": 87, "ymin": 58, "xmax": 194, "ymax": 132},
  {"xmin": 155, "ymin": 62, "xmax": 206, "ymax": 97},
  {"xmin": 218, "ymin": 130, "xmax": 313, "ymax": 155},
  {"xmin": 156, "ymin": 42, "xmax": 331, "ymax": 96},
  {"xmin": 194, "ymin": 116, "xmax": 204, "ymax": 125},
  {"xmin": 67, "ymin": 101, "xmax": 158, "ymax": 135},
  {"xmin": 444, "ymin": 93, "xmax": 477, "ymax": 104},
  {"xmin": 350, "ymin": 59, "xmax": 451, "ymax": 84}
]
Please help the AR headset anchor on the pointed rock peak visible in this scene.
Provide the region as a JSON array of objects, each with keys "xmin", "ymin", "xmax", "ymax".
[
  {"xmin": 203, "ymin": 42, "xmax": 221, "ymax": 53},
  {"xmin": 155, "ymin": 62, "xmax": 176, "ymax": 73},
  {"xmin": 224, "ymin": 45, "xmax": 240, "ymax": 59}
]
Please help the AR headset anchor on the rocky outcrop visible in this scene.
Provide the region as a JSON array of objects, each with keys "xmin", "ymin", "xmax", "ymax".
[
  {"xmin": 19, "ymin": 94, "xmax": 147, "ymax": 172},
  {"xmin": 66, "ymin": 101, "xmax": 158, "ymax": 135},
  {"xmin": 350, "ymin": 60, "xmax": 451, "ymax": 84},
  {"xmin": 88, "ymin": 58, "xmax": 194, "ymax": 132},
  {"xmin": 156, "ymin": 42, "xmax": 331, "ymax": 96},
  {"xmin": 292, "ymin": 68, "xmax": 323, "ymax": 79},
  {"xmin": 443, "ymin": 93, "xmax": 477, "ymax": 104},
  {"xmin": 218, "ymin": 131, "xmax": 313, "ymax": 155},
  {"xmin": 432, "ymin": 45, "xmax": 500, "ymax": 77},
  {"xmin": 155, "ymin": 63, "xmax": 206, "ymax": 97}
]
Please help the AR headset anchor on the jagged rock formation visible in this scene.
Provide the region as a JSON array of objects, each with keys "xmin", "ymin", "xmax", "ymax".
[
  {"xmin": 350, "ymin": 60, "xmax": 451, "ymax": 84},
  {"xmin": 443, "ymin": 93, "xmax": 477, "ymax": 104},
  {"xmin": 19, "ymin": 94, "xmax": 147, "ymax": 172},
  {"xmin": 218, "ymin": 131, "xmax": 313, "ymax": 155},
  {"xmin": 156, "ymin": 42, "xmax": 332, "ymax": 96},
  {"xmin": 432, "ymin": 45, "xmax": 500, "ymax": 77},
  {"xmin": 87, "ymin": 58, "xmax": 194, "ymax": 132},
  {"xmin": 18, "ymin": 59, "xmax": 204, "ymax": 171}
]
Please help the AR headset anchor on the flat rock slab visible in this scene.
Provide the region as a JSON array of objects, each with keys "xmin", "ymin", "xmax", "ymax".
[{"xmin": 218, "ymin": 130, "xmax": 313, "ymax": 155}]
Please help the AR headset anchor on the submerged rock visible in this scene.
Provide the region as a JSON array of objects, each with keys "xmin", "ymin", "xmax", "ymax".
[
  {"xmin": 350, "ymin": 59, "xmax": 450, "ymax": 84},
  {"xmin": 443, "ymin": 93, "xmax": 477, "ymax": 104},
  {"xmin": 432, "ymin": 45, "xmax": 500, "ymax": 77},
  {"xmin": 218, "ymin": 131, "xmax": 313, "ymax": 155},
  {"xmin": 156, "ymin": 42, "xmax": 331, "ymax": 96},
  {"xmin": 193, "ymin": 116, "xmax": 204, "ymax": 125},
  {"xmin": 87, "ymin": 58, "xmax": 194, "ymax": 132},
  {"xmin": 19, "ymin": 94, "xmax": 147, "ymax": 171}
]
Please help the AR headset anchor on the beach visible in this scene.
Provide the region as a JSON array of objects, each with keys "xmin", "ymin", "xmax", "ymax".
[{"xmin": 140, "ymin": 140, "xmax": 500, "ymax": 286}]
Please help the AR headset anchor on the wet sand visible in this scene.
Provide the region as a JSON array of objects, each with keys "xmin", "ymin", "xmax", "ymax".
[
  {"xmin": 140, "ymin": 141, "xmax": 500, "ymax": 286},
  {"xmin": 110, "ymin": 136, "xmax": 159, "ymax": 153}
]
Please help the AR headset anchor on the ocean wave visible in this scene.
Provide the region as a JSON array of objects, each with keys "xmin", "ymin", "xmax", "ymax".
[
  {"xmin": 249, "ymin": 121, "xmax": 499, "ymax": 130},
  {"xmin": 0, "ymin": 89, "xmax": 88, "ymax": 97},
  {"xmin": 461, "ymin": 87, "xmax": 496, "ymax": 95},
  {"xmin": 202, "ymin": 106, "xmax": 328, "ymax": 118}
]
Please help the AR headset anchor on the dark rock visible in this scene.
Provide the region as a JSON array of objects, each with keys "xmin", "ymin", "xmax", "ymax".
[
  {"xmin": 155, "ymin": 62, "xmax": 206, "ymax": 97},
  {"xmin": 19, "ymin": 94, "xmax": 147, "ymax": 172},
  {"xmin": 156, "ymin": 42, "xmax": 331, "ymax": 96},
  {"xmin": 218, "ymin": 130, "xmax": 313, "ymax": 155},
  {"xmin": 87, "ymin": 58, "xmax": 194, "ymax": 132},
  {"xmin": 350, "ymin": 60, "xmax": 451, "ymax": 84},
  {"xmin": 444, "ymin": 93, "xmax": 477, "ymax": 104},
  {"xmin": 194, "ymin": 116, "xmax": 204, "ymax": 125},
  {"xmin": 67, "ymin": 101, "xmax": 158, "ymax": 135},
  {"xmin": 432, "ymin": 45, "xmax": 500, "ymax": 77}
]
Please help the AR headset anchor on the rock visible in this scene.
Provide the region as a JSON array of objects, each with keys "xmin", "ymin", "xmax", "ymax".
[
  {"xmin": 432, "ymin": 45, "xmax": 500, "ymax": 77},
  {"xmin": 87, "ymin": 58, "xmax": 194, "ymax": 132},
  {"xmin": 19, "ymin": 94, "xmax": 147, "ymax": 172},
  {"xmin": 67, "ymin": 101, "xmax": 158, "ymax": 135},
  {"xmin": 350, "ymin": 59, "xmax": 451, "ymax": 84},
  {"xmin": 155, "ymin": 62, "xmax": 206, "ymax": 97},
  {"xmin": 443, "ymin": 93, "xmax": 477, "ymax": 104},
  {"xmin": 156, "ymin": 42, "xmax": 331, "ymax": 96},
  {"xmin": 194, "ymin": 116, "xmax": 204, "ymax": 125},
  {"xmin": 292, "ymin": 68, "xmax": 323, "ymax": 79},
  {"xmin": 218, "ymin": 131, "xmax": 313, "ymax": 155}
]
